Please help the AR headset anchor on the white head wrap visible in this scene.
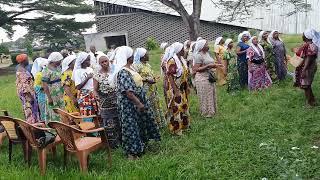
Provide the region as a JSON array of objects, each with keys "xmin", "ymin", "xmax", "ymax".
[
  {"xmin": 161, "ymin": 46, "xmax": 171, "ymax": 63},
  {"xmin": 166, "ymin": 42, "xmax": 184, "ymax": 77},
  {"xmin": 72, "ymin": 52, "xmax": 90, "ymax": 80},
  {"xmin": 215, "ymin": 37, "xmax": 223, "ymax": 46},
  {"xmin": 160, "ymin": 42, "xmax": 168, "ymax": 50},
  {"xmin": 224, "ymin": 39, "xmax": 233, "ymax": 49},
  {"xmin": 48, "ymin": 52, "xmax": 63, "ymax": 63},
  {"xmin": 189, "ymin": 41, "xmax": 196, "ymax": 53},
  {"xmin": 31, "ymin": 57, "xmax": 48, "ymax": 77},
  {"xmin": 242, "ymin": 31, "xmax": 251, "ymax": 39},
  {"xmin": 133, "ymin": 48, "xmax": 147, "ymax": 64},
  {"xmin": 112, "ymin": 46, "xmax": 134, "ymax": 86},
  {"xmin": 258, "ymin": 31, "xmax": 265, "ymax": 42},
  {"xmin": 268, "ymin": 30, "xmax": 283, "ymax": 43},
  {"xmin": 197, "ymin": 37, "xmax": 203, "ymax": 41},
  {"xmin": 194, "ymin": 39, "xmax": 207, "ymax": 54},
  {"xmin": 304, "ymin": 28, "xmax": 320, "ymax": 49},
  {"xmin": 62, "ymin": 55, "xmax": 76, "ymax": 73},
  {"xmin": 238, "ymin": 33, "xmax": 244, "ymax": 42},
  {"xmin": 248, "ymin": 36, "xmax": 265, "ymax": 58}
]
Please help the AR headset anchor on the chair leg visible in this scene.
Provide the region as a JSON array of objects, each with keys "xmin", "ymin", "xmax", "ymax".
[
  {"xmin": 22, "ymin": 141, "xmax": 27, "ymax": 163},
  {"xmin": 51, "ymin": 146, "xmax": 57, "ymax": 159},
  {"xmin": 0, "ymin": 132, "xmax": 6, "ymax": 146},
  {"xmin": 27, "ymin": 143, "xmax": 32, "ymax": 167},
  {"xmin": 8, "ymin": 140, "xmax": 12, "ymax": 162},
  {"xmin": 38, "ymin": 149, "xmax": 47, "ymax": 176},
  {"xmin": 63, "ymin": 146, "xmax": 68, "ymax": 167},
  {"xmin": 76, "ymin": 152, "xmax": 88, "ymax": 173}
]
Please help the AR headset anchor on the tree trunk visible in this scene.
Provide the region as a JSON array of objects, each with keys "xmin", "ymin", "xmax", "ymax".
[{"xmin": 181, "ymin": 15, "xmax": 199, "ymax": 41}]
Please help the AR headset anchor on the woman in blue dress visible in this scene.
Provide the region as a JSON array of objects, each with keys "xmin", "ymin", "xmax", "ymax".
[
  {"xmin": 115, "ymin": 46, "xmax": 161, "ymax": 160},
  {"xmin": 236, "ymin": 33, "xmax": 250, "ymax": 88}
]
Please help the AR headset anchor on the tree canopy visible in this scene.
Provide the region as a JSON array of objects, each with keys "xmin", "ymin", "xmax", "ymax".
[{"xmin": 0, "ymin": 0, "xmax": 94, "ymax": 46}]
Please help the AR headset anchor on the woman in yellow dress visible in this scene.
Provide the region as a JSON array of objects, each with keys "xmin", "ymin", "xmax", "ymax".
[
  {"xmin": 165, "ymin": 42, "xmax": 190, "ymax": 136},
  {"xmin": 214, "ymin": 37, "xmax": 227, "ymax": 86},
  {"xmin": 133, "ymin": 48, "xmax": 166, "ymax": 127},
  {"xmin": 61, "ymin": 55, "xmax": 79, "ymax": 113}
]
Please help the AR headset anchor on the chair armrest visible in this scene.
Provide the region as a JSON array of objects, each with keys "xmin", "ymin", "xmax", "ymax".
[
  {"xmin": 69, "ymin": 114, "xmax": 97, "ymax": 119},
  {"xmin": 36, "ymin": 127, "xmax": 53, "ymax": 131},
  {"xmin": 33, "ymin": 123, "xmax": 46, "ymax": 128},
  {"xmin": 78, "ymin": 127, "xmax": 105, "ymax": 134}
]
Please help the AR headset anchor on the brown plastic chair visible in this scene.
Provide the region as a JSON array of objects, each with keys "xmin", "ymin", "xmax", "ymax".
[
  {"xmin": 14, "ymin": 118, "xmax": 62, "ymax": 175},
  {"xmin": 53, "ymin": 108, "xmax": 100, "ymax": 130},
  {"xmin": 0, "ymin": 116, "xmax": 29, "ymax": 162},
  {"xmin": 48, "ymin": 121, "xmax": 112, "ymax": 173},
  {"xmin": 0, "ymin": 110, "xmax": 9, "ymax": 146}
]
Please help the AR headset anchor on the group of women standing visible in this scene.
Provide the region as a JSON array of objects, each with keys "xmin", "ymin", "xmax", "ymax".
[{"xmin": 14, "ymin": 28, "xmax": 320, "ymax": 161}]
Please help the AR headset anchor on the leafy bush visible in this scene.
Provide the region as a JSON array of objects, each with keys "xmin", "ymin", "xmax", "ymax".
[
  {"xmin": 11, "ymin": 53, "xmax": 19, "ymax": 65},
  {"xmin": 146, "ymin": 37, "xmax": 159, "ymax": 50},
  {"xmin": 0, "ymin": 44, "xmax": 9, "ymax": 54}
]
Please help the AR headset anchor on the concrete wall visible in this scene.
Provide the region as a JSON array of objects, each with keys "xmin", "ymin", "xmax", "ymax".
[{"xmin": 94, "ymin": 12, "xmax": 247, "ymax": 48}]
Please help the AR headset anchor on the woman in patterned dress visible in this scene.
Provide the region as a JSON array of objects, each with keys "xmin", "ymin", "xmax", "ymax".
[
  {"xmin": 165, "ymin": 42, "xmax": 190, "ymax": 135},
  {"xmin": 247, "ymin": 36, "xmax": 272, "ymax": 91},
  {"xmin": 292, "ymin": 29, "xmax": 320, "ymax": 107},
  {"xmin": 16, "ymin": 54, "xmax": 40, "ymax": 124},
  {"xmin": 93, "ymin": 53, "xmax": 121, "ymax": 148},
  {"xmin": 259, "ymin": 31, "xmax": 277, "ymax": 81},
  {"xmin": 133, "ymin": 48, "xmax": 166, "ymax": 127},
  {"xmin": 268, "ymin": 30, "xmax": 288, "ymax": 81},
  {"xmin": 224, "ymin": 39, "xmax": 241, "ymax": 93},
  {"xmin": 115, "ymin": 46, "xmax": 160, "ymax": 160},
  {"xmin": 73, "ymin": 52, "xmax": 98, "ymax": 116},
  {"xmin": 32, "ymin": 58, "xmax": 48, "ymax": 122},
  {"xmin": 61, "ymin": 55, "xmax": 79, "ymax": 113},
  {"xmin": 42, "ymin": 52, "xmax": 65, "ymax": 122}
]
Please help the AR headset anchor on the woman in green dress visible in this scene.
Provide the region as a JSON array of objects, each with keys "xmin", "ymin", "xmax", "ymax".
[
  {"xmin": 224, "ymin": 39, "xmax": 241, "ymax": 93},
  {"xmin": 259, "ymin": 31, "xmax": 277, "ymax": 81},
  {"xmin": 133, "ymin": 48, "xmax": 166, "ymax": 127},
  {"xmin": 42, "ymin": 52, "xmax": 65, "ymax": 122}
]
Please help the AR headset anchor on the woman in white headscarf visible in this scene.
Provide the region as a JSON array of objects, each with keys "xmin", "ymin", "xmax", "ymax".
[
  {"xmin": 61, "ymin": 55, "xmax": 78, "ymax": 113},
  {"xmin": 42, "ymin": 52, "xmax": 65, "ymax": 122},
  {"xmin": 292, "ymin": 28, "xmax": 320, "ymax": 107},
  {"xmin": 33, "ymin": 58, "xmax": 48, "ymax": 122},
  {"xmin": 259, "ymin": 31, "xmax": 277, "ymax": 81},
  {"xmin": 224, "ymin": 39, "xmax": 240, "ymax": 93},
  {"xmin": 247, "ymin": 36, "xmax": 272, "ymax": 91},
  {"xmin": 93, "ymin": 52, "xmax": 120, "ymax": 148},
  {"xmin": 165, "ymin": 42, "xmax": 190, "ymax": 135},
  {"xmin": 193, "ymin": 39, "xmax": 222, "ymax": 117},
  {"xmin": 73, "ymin": 52, "xmax": 98, "ymax": 116},
  {"xmin": 268, "ymin": 30, "xmax": 287, "ymax": 80},
  {"xmin": 214, "ymin": 37, "xmax": 227, "ymax": 86},
  {"xmin": 116, "ymin": 46, "xmax": 160, "ymax": 160},
  {"xmin": 133, "ymin": 48, "xmax": 166, "ymax": 127}
]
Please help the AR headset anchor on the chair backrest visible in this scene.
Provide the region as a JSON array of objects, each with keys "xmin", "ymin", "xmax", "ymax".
[
  {"xmin": 14, "ymin": 119, "xmax": 43, "ymax": 148},
  {"xmin": 53, "ymin": 108, "xmax": 73, "ymax": 125},
  {"xmin": 0, "ymin": 116, "xmax": 21, "ymax": 140},
  {"xmin": 48, "ymin": 122, "xmax": 79, "ymax": 152}
]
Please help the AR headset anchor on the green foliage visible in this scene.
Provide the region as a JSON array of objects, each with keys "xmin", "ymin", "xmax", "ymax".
[
  {"xmin": 249, "ymin": 29, "xmax": 258, "ymax": 36},
  {"xmin": 146, "ymin": 37, "xmax": 160, "ymax": 50},
  {"xmin": 0, "ymin": 44, "xmax": 9, "ymax": 54},
  {"xmin": 0, "ymin": 0, "xmax": 94, "ymax": 45},
  {"xmin": 24, "ymin": 39, "xmax": 33, "ymax": 57},
  {"xmin": 10, "ymin": 53, "xmax": 19, "ymax": 65}
]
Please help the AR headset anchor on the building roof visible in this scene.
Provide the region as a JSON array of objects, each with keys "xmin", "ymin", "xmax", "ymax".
[{"xmin": 94, "ymin": 0, "xmax": 251, "ymax": 29}]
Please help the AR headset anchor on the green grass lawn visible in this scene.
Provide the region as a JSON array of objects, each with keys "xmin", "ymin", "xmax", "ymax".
[{"xmin": 1, "ymin": 35, "xmax": 320, "ymax": 179}]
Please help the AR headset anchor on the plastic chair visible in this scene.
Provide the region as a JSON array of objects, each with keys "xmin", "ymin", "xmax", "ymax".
[
  {"xmin": 48, "ymin": 121, "xmax": 112, "ymax": 173},
  {"xmin": 0, "ymin": 116, "xmax": 29, "ymax": 163},
  {"xmin": 14, "ymin": 118, "xmax": 62, "ymax": 175},
  {"xmin": 0, "ymin": 110, "xmax": 9, "ymax": 146},
  {"xmin": 53, "ymin": 108, "xmax": 100, "ymax": 130}
]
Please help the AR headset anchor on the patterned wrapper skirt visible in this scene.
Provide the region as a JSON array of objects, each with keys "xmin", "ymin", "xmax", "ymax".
[
  {"xmin": 100, "ymin": 107, "xmax": 121, "ymax": 148},
  {"xmin": 248, "ymin": 63, "xmax": 272, "ymax": 91},
  {"xmin": 77, "ymin": 89, "xmax": 98, "ymax": 116}
]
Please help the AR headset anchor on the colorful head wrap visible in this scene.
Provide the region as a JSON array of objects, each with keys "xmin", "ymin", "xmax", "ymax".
[{"xmin": 16, "ymin": 54, "xmax": 28, "ymax": 63}]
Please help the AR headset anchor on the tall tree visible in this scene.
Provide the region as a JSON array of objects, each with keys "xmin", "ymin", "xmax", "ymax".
[{"xmin": 0, "ymin": 0, "xmax": 94, "ymax": 43}]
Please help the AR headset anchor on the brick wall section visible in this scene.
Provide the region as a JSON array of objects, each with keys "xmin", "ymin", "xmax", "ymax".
[{"xmin": 96, "ymin": 13, "xmax": 247, "ymax": 48}]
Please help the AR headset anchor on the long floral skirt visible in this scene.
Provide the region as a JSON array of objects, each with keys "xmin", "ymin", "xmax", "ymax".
[
  {"xmin": 35, "ymin": 86, "xmax": 47, "ymax": 122},
  {"xmin": 77, "ymin": 89, "xmax": 98, "ymax": 116},
  {"xmin": 195, "ymin": 73, "xmax": 217, "ymax": 117},
  {"xmin": 238, "ymin": 60, "xmax": 248, "ymax": 88},
  {"xmin": 248, "ymin": 63, "xmax": 272, "ymax": 91},
  {"xmin": 19, "ymin": 92, "xmax": 40, "ymax": 124},
  {"xmin": 100, "ymin": 107, "xmax": 121, "ymax": 148}
]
